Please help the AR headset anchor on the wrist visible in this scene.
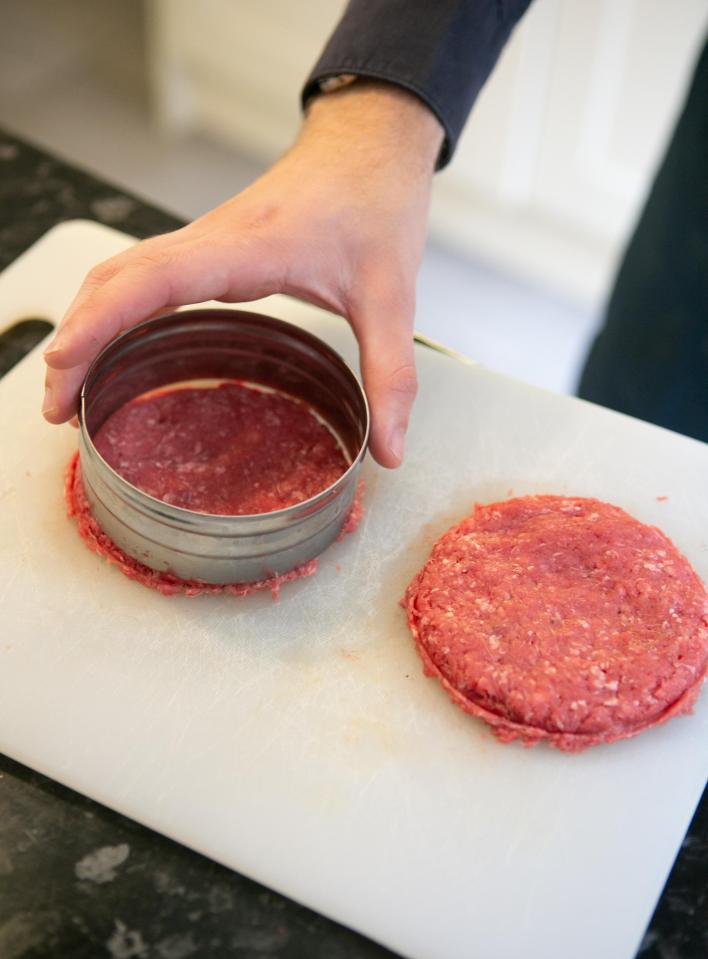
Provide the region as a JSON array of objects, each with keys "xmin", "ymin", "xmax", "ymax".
[{"xmin": 301, "ymin": 79, "xmax": 444, "ymax": 174}]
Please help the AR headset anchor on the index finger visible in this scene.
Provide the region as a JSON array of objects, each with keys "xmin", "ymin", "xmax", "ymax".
[{"xmin": 42, "ymin": 239, "xmax": 284, "ymax": 422}]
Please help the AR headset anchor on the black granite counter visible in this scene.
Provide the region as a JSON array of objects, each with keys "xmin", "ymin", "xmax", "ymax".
[{"xmin": 0, "ymin": 128, "xmax": 706, "ymax": 959}]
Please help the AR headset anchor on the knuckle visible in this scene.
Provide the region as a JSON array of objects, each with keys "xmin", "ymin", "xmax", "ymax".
[
  {"xmin": 387, "ymin": 363, "xmax": 418, "ymax": 398},
  {"xmin": 239, "ymin": 202, "xmax": 281, "ymax": 233},
  {"xmin": 129, "ymin": 249, "xmax": 171, "ymax": 274},
  {"xmin": 85, "ymin": 259, "xmax": 118, "ymax": 286}
]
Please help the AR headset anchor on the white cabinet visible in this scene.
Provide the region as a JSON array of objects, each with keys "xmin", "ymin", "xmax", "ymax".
[
  {"xmin": 147, "ymin": 0, "xmax": 346, "ymax": 153},
  {"xmin": 147, "ymin": 0, "xmax": 708, "ymax": 303}
]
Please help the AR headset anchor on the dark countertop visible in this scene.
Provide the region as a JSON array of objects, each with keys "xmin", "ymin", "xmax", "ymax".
[{"xmin": 0, "ymin": 128, "xmax": 706, "ymax": 959}]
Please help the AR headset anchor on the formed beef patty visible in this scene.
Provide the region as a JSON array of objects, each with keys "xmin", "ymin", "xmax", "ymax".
[{"xmin": 404, "ymin": 496, "xmax": 708, "ymax": 751}]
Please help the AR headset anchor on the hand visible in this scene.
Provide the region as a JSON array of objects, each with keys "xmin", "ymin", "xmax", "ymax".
[{"xmin": 42, "ymin": 81, "xmax": 443, "ymax": 467}]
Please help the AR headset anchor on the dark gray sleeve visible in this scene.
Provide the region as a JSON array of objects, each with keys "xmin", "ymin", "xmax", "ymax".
[{"xmin": 302, "ymin": 0, "xmax": 532, "ymax": 168}]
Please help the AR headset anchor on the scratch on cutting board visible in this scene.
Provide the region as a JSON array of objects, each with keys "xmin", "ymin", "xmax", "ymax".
[
  {"xmin": 341, "ymin": 715, "xmax": 401, "ymax": 757},
  {"xmin": 339, "ymin": 647, "xmax": 360, "ymax": 662},
  {"xmin": 0, "ymin": 564, "xmax": 19, "ymax": 608}
]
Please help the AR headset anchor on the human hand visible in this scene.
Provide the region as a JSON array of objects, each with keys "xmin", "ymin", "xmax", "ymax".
[{"xmin": 42, "ymin": 81, "xmax": 443, "ymax": 466}]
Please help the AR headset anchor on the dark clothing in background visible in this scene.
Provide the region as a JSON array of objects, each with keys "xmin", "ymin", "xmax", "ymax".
[
  {"xmin": 578, "ymin": 38, "xmax": 708, "ymax": 443},
  {"xmin": 304, "ymin": 2, "xmax": 708, "ymax": 441}
]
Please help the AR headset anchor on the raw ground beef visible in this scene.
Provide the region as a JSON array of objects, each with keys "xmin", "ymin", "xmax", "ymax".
[
  {"xmin": 93, "ymin": 381, "xmax": 350, "ymax": 514},
  {"xmin": 67, "ymin": 380, "xmax": 363, "ymax": 597},
  {"xmin": 66, "ymin": 454, "xmax": 363, "ymax": 598},
  {"xmin": 403, "ymin": 496, "xmax": 708, "ymax": 751}
]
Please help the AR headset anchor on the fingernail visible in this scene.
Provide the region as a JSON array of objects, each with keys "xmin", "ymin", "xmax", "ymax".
[
  {"xmin": 42, "ymin": 386, "xmax": 55, "ymax": 416},
  {"xmin": 389, "ymin": 427, "xmax": 406, "ymax": 463},
  {"xmin": 43, "ymin": 334, "xmax": 66, "ymax": 357}
]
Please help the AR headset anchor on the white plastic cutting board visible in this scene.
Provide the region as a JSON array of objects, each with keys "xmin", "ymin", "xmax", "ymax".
[{"xmin": 2, "ymin": 221, "xmax": 707, "ymax": 959}]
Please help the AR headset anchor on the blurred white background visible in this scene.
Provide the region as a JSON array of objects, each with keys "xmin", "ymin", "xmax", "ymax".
[{"xmin": 1, "ymin": 0, "xmax": 706, "ymax": 393}]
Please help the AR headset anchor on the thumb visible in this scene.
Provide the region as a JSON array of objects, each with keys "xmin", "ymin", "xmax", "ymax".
[{"xmin": 351, "ymin": 286, "xmax": 418, "ymax": 469}]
